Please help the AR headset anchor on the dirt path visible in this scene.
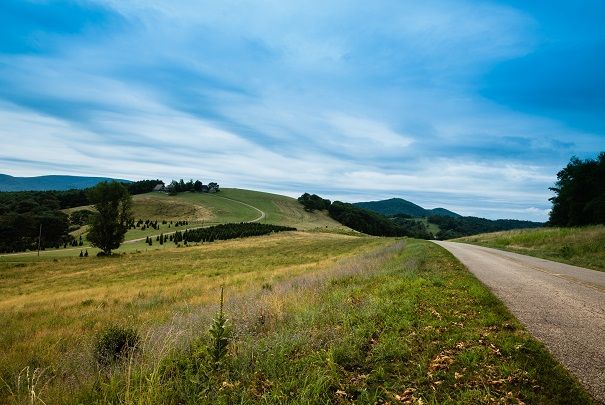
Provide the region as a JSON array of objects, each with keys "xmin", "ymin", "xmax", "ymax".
[
  {"xmin": 209, "ymin": 194, "xmax": 266, "ymax": 222},
  {"xmin": 434, "ymin": 241, "xmax": 605, "ymax": 403}
]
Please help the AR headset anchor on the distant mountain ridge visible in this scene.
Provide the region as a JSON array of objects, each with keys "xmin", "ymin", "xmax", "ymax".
[
  {"xmin": 354, "ymin": 198, "xmax": 461, "ymax": 218},
  {"xmin": 0, "ymin": 174, "xmax": 131, "ymax": 191}
]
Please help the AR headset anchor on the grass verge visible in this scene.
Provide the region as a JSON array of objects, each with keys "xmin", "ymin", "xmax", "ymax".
[
  {"xmin": 64, "ymin": 240, "xmax": 594, "ymax": 404},
  {"xmin": 456, "ymin": 225, "xmax": 605, "ymax": 272}
]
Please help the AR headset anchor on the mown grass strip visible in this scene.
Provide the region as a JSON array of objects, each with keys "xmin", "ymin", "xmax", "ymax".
[{"xmin": 78, "ymin": 240, "xmax": 593, "ymax": 404}]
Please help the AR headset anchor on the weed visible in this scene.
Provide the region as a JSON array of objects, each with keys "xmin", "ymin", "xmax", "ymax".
[
  {"xmin": 209, "ymin": 286, "xmax": 230, "ymax": 368},
  {"xmin": 94, "ymin": 326, "xmax": 140, "ymax": 366}
]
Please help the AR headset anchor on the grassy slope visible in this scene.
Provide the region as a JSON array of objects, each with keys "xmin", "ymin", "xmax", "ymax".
[
  {"xmin": 84, "ymin": 240, "xmax": 592, "ymax": 404},
  {"xmin": 456, "ymin": 225, "xmax": 605, "ymax": 272},
  {"xmin": 0, "ymin": 232, "xmax": 388, "ymax": 403},
  {"xmin": 58, "ymin": 189, "xmax": 343, "ymax": 247}
]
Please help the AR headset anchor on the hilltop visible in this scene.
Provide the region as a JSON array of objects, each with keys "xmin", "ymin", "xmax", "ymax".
[
  {"xmin": 0, "ymin": 174, "xmax": 130, "ymax": 191},
  {"xmin": 354, "ymin": 197, "xmax": 461, "ymax": 218}
]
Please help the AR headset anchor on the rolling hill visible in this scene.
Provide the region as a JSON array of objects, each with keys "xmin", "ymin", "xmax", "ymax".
[
  {"xmin": 60, "ymin": 188, "xmax": 347, "ymax": 250},
  {"xmin": 0, "ymin": 174, "xmax": 130, "ymax": 191},
  {"xmin": 354, "ymin": 197, "xmax": 461, "ymax": 218}
]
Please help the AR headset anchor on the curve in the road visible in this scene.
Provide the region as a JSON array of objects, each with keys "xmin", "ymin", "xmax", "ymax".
[{"xmin": 434, "ymin": 240, "xmax": 605, "ymax": 403}]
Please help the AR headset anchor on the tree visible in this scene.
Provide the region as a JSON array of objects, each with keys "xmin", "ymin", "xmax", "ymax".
[
  {"xmin": 549, "ymin": 152, "xmax": 605, "ymax": 226},
  {"xmin": 87, "ymin": 181, "xmax": 133, "ymax": 255}
]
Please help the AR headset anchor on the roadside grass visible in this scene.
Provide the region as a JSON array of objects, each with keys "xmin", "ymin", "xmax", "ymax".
[
  {"xmin": 74, "ymin": 240, "xmax": 593, "ymax": 404},
  {"xmin": 0, "ymin": 232, "xmax": 389, "ymax": 403},
  {"xmin": 456, "ymin": 225, "xmax": 605, "ymax": 272}
]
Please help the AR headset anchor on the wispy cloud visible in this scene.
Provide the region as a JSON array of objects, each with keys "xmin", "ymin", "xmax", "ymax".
[{"xmin": 0, "ymin": 0, "xmax": 604, "ymax": 221}]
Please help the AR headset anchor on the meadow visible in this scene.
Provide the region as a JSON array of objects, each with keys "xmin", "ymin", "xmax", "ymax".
[
  {"xmin": 456, "ymin": 225, "xmax": 605, "ymax": 272},
  {"xmin": 0, "ymin": 232, "xmax": 385, "ymax": 403},
  {"xmin": 1, "ymin": 233, "xmax": 593, "ymax": 404}
]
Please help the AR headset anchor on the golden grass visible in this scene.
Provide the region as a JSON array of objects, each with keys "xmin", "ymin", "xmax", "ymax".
[
  {"xmin": 0, "ymin": 231, "xmax": 391, "ymax": 401},
  {"xmin": 131, "ymin": 194, "xmax": 214, "ymax": 221}
]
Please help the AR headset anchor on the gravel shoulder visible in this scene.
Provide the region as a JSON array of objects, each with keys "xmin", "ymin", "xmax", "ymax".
[{"xmin": 434, "ymin": 241, "xmax": 605, "ymax": 403}]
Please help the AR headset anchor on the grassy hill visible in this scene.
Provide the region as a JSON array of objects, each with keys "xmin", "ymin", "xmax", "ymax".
[
  {"xmin": 54, "ymin": 188, "xmax": 345, "ymax": 256},
  {"xmin": 456, "ymin": 225, "xmax": 605, "ymax": 272},
  {"xmin": 354, "ymin": 198, "xmax": 461, "ymax": 218}
]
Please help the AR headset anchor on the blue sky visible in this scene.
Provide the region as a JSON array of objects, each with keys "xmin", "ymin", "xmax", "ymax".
[{"xmin": 0, "ymin": 1, "xmax": 604, "ymax": 221}]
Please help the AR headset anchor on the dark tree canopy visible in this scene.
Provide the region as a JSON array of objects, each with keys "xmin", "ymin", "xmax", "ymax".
[
  {"xmin": 87, "ymin": 181, "xmax": 133, "ymax": 255},
  {"xmin": 297, "ymin": 193, "xmax": 331, "ymax": 212},
  {"xmin": 548, "ymin": 152, "xmax": 605, "ymax": 226}
]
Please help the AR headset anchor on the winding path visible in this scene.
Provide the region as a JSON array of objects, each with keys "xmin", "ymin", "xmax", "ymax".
[
  {"xmin": 434, "ymin": 241, "xmax": 605, "ymax": 403},
  {"xmin": 0, "ymin": 196, "xmax": 267, "ymax": 257}
]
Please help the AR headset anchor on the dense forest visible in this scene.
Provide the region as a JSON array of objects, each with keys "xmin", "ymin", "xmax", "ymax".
[
  {"xmin": 1, "ymin": 179, "xmax": 164, "ymax": 253},
  {"xmin": 548, "ymin": 152, "xmax": 605, "ymax": 226}
]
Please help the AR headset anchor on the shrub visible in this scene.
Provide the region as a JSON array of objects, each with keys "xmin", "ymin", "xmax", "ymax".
[{"xmin": 94, "ymin": 326, "xmax": 140, "ymax": 365}]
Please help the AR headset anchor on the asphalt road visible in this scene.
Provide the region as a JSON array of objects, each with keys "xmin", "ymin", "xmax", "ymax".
[{"xmin": 434, "ymin": 241, "xmax": 605, "ymax": 403}]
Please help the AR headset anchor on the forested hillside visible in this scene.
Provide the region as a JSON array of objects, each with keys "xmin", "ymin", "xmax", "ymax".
[{"xmin": 354, "ymin": 198, "xmax": 461, "ymax": 218}]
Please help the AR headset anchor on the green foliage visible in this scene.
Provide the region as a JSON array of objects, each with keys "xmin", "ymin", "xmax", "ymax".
[
  {"xmin": 69, "ymin": 209, "xmax": 94, "ymax": 226},
  {"xmin": 87, "ymin": 181, "xmax": 133, "ymax": 255},
  {"xmin": 354, "ymin": 197, "xmax": 461, "ymax": 218},
  {"xmin": 173, "ymin": 223, "xmax": 296, "ymax": 244},
  {"xmin": 0, "ymin": 192, "xmax": 70, "ymax": 252},
  {"xmin": 125, "ymin": 179, "xmax": 164, "ymax": 195},
  {"xmin": 429, "ymin": 215, "xmax": 543, "ymax": 239},
  {"xmin": 328, "ymin": 201, "xmax": 432, "ymax": 238},
  {"xmin": 549, "ymin": 152, "xmax": 605, "ymax": 226},
  {"xmin": 94, "ymin": 326, "xmax": 140, "ymax": 365},
  {"xmin": 165, "ymin": 179, "xmax": 220, "ymax": 193},
  {"xmin": 298, "ymin": 193, "xmax": 331, "ymax": 211}
]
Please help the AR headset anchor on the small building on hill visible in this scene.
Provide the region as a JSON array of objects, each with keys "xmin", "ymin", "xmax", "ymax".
[{"xmin": 153, "ymin": 183, "xmax": 165, "ymax": 192}]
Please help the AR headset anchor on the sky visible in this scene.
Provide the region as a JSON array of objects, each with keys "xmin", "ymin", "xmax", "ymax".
[{"xmin": 0, "ymin": 1, "xmax": 604, "ymax": 221}]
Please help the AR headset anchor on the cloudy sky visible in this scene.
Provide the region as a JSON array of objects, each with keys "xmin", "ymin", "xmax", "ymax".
[{"xmin": 1, "ymin": 1, "xmax": 604, "ymax": 221}]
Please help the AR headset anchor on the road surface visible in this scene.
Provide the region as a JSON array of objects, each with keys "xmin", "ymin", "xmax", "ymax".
[{"xmin": 434, "ymin": 241, "xmax": 605, "ymax": 403}]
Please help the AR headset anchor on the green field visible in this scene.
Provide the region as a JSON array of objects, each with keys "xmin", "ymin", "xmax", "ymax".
[
  {"xmin": 1, "ymin": 188, "xmax": 345, "ymax": 260},
  {"xmin": 0, "ymin": 233, "xmax": 593, "ymax": 404},
  {"xmin": 456, "ymin": 225, "xmax": 605, "ymax": 272}
]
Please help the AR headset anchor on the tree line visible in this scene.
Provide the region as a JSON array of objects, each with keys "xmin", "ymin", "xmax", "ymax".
[{"xmin": 172, "ymin": 223, "xmax": 296, "ymax": 244}]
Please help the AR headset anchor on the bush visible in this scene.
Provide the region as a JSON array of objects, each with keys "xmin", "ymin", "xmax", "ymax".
[{"xmin": 94, "ymin": 326, "xmax": 140, "ymax": 365}]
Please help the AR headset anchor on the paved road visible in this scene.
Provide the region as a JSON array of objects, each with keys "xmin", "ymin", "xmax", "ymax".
[{"xmin": 434, "ymin": 241, "xmax": 605, "ymax": 403}]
